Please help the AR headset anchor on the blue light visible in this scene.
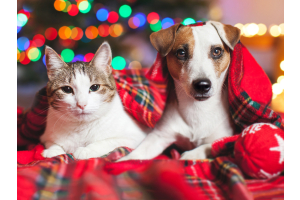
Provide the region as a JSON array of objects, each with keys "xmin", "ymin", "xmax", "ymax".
[
  {"xmin": 161, "ymin": 17, "xmax": 174, "ymax": 29},
  {"xmin": 43, "ymin": 55, "xmax": 46, "ymax": 66},
  {"xmin": 23, "ymin": 5, "xmax": 33, "ymax": 12},
  {"xmin": 135, "ymin": 13, "xmax": 146, "ymax": 27},
  {"xmin": 17, "ymin": 37, "xmax": 30, "ymax": 51},
  {"xmin": 72, "ymin": 54, "xmax": 85, "ymax": 62},
  {"xmin": 96, "ymin": 9, "xmax": 109, "ymax": 21},
  {"xmin": 17, "ymin": 26, "xmax": 22, "ymax": 33}
]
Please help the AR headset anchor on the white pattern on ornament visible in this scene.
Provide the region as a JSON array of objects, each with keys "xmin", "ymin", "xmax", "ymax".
[
  {"xmin": 270, "ymin": 134, "xmax": 284, "ymax": 164},
  {"xmin": 259, "ymin": 169, "xmax": 281, "ymax": 179}
]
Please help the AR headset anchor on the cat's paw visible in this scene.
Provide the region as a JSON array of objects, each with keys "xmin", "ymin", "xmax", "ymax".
[
  {"xmin": 73, "ymin": 147, "xmax": 97, "ymax": 160},
  {"xmin": 180, "ymin": 145, "xmax": 212, "ymax": 160},
  {"xmin": 42, "ymin": 149, "xmax": 66, "ymax": 158}
]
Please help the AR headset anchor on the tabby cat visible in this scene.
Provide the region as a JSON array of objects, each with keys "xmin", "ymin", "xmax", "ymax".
[{"xmin": 41, "ymin": 42, "xmax": 148, "ymax": 159}]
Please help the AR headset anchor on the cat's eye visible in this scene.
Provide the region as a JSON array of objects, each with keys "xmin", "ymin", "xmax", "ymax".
[
  {"xmin": 90, "ymin": 84, "xmax": 100, "ymax": 92},
  {"xmin": 176, "ymin": 49, "xmax": 186, "ymax": 59},
  {"xmin": 61, "ymin": 86, "xmax": 73, "ymax": 94},
  {"xmin": 211, "ymin": 47, "xmax": 223, "ymax": 58}
]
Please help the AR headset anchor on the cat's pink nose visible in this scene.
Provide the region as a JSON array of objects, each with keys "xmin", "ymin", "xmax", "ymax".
[{"xmin": 77, "ymin": 103, "xmax": 86, "ymax": 110}]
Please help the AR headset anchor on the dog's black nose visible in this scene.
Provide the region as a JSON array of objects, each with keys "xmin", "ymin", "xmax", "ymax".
[{"xmin": 193, "ymin": 79, "xmax": 211, "ymax": 94}]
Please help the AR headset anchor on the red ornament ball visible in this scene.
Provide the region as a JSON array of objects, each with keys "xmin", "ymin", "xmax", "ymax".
[{"xmin": 234, "ymin": 123, "xmax": 284, "ymax": 179}]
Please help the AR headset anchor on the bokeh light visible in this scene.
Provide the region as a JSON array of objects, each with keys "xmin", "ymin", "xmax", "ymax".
[
  {"xmin": 72, "ymin": 54, "xmax": 85, "ymax": 62},
  {"xmin": 61, "ymin": 49, "xmax": 75, "ymax": 62},
  {"xmin": 96, "ymin": 8, "xmax": 109, "ymax": 21},
  {"xmin": 119, "ymin": 5, "xmax": 132, "ymax": 18},
  {"xmin": 17, "ymin": 49, "xmax": 21, "ymax": 61},
  {"xmin": 112, "ymin": 56, "xmax": 126, "ymax": 70},
  {"xmin": 27, "ymin": 47, "xmax": 41, "ymax": 62},
  {"xmin": 272, "ymin": 83, "xmax": 283, "ymax": 95},
  {"xmin": 68, "ymin": 4, "xmax": 79, "ymax": 16},
  {"xmin": 269, "ymin": 25, "xmax": 281, "ymax": 37},
  {"xmin": 277, "ymin": 75, "xmax": 284, "ymax": 84},
  {"xmin": 84, "ymin": 53, "xmax": 94, "ymax": 62},
  {"xmin": 128, "ymin": 17, "xmax": 138, "ymax": 29},
  {"xmin": 20, "ymin": 54, "xmax": 30, "ymax": 65},
  {"xmin": 85, "ymin": 26, "xmax": 98, "ymax": 39},
  {"xmin": 17, "ymin": 13, "xmax": 28, "ymax": 27},
  {"xmin": 71, "ymin": 27, "xmax": 83, "ymax": 40},
  {"xmin": 279, "ymin": 23, "xmax": 284, "ymax": 35},
  {"xmin": 78, "ymin": 1, "xmax": 91, "ymax": 14},
  {"xmin": 135, "ymin": 13, "xmax": 146, "ymax": 27},
  {"xmin": 109, "ymin": 24, "xmax": 123, "ymax": 37},
  {"xmin": 54, "ymin": 0, "xmax": 66, "ymax": 11},
  {"xmin": 147, "ymin": 12, "xmax": 159, "ymax": 24},
  {"xmin": 45, "ymin": 28, "xmax": 57, "ymax": 41},
  {"xmin": 17, "ymin": 26, "xmax": 22, "ymax": 33},
  {"xmin": 128, "ymin": 61, "xmax": 142, "ymax": 69},
  {"xmin": 162, "ymin": 17, "xmax": 174, "ymax": 29},
  {"xmin": 62, "ymin": 1, "xmax": 71, "ymax": 13},
  {"xmin": 98, "ymin": 24, "xmax": 110, "ymax": 37},
  {"xmin": 59, "ymin": 26, "xmax": 72, "ymax": 39},
  {"xmin": 17, "ymin": 37, "xmax": 30, "ymax": 51},
  {"xmin": 257, "ymin": 23, "xmax": 267, "ymax": 36},
  {"xmin": 150, "ymin": 20, "xmax": 162, "ymax": 32},
  {"xmin": 107, "ymin": 11, "xmax": 119, "ymax": 23},
  {"xmin": 182, "ymin": 18, "xmax": 195, "ymax": 25},
  {"xmin": 280, "ymin": 60, "xmax": 284, "ymax": 71},
  {"xmin": 246, "ymin": 23, "xmax": 259, "ymax": 36},
  {"xmin": 32, "ymin": 34, "xmax": 45, "ymax": 47},
  {"xmin": 19, "ymin": 52, "xmax": 26, "ymax": 63},
  {"xmin": 43, "ymin": 55, "xmax": 46, "ymax": 66}
]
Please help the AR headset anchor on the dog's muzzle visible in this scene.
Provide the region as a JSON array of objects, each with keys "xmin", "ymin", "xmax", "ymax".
[{"xmin": 192, "ymin": 79, "xmax": 211, "ymax": 101}]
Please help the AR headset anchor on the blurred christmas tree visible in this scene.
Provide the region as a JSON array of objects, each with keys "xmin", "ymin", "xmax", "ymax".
[{"xmin": 17, "ymin": 0, "xmax": 211, "ymax": 85}]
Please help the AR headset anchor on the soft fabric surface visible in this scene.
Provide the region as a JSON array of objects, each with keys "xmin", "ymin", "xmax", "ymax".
[{"xmin": 17, "ymin": 40, "xmax": 284, "ymax": 199}]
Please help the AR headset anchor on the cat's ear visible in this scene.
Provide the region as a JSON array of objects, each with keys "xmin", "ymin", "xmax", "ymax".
[
  {"xmin": 45, "ymin": 46, "xmax": 66, "ymax": 80},
  {"xmin": 90, "ymin": 41, "xmax": 112, "ymax": 74}
]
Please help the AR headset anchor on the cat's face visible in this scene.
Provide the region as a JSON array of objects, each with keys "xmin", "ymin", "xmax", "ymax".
[{"xmin": 45, "ymin": 42, "xmax": 116, "ymax": 122}]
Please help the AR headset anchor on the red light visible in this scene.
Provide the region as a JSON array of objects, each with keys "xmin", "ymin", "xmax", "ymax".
[
  {"xmin": 107, "ymin": 11, "xmax": 119, "ymax": 23},
  {"xmin": 98, "ymin": 24, "xmax": 110, "ymax": 37},
  {"xmin": 45, "ymin": 27, "xmax": 58, "ymax": 40},
  {"xmin": 20, "ymin": 54, "xmax": 30, "ymax": 65},
  {"xmin": 32, "ymin": 34, "xmax": 45, "ymax": 47},
  {"xmin": 147, "ymin": 12, "xmax": 159, "ymax": 24},
  {"xmin": 59, "ymin": 39, "xmax": 76, "ymax": 48},
  {"xmin": 68, "ymin": 5, "xmax": 79, "ymax": 16},
  {"xmin": 84, "ymin": 53, "xmax": 94, "ymax": 62},
  {"xmin": 18, "ymin": 9, "xmax": 30, "ymax": 19}
]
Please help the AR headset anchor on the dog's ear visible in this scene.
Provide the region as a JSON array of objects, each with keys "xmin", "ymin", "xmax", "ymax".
[
  {"xmin": 150, "ymin": 23, "xmax": 183, "ymax": 57},
  {"xmin": 209, "ymin": 21, "xmax": 241, "ymax": 50}
]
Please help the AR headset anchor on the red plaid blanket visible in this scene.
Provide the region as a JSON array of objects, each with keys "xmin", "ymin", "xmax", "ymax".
[{"xmin": 17, "ymin": 41, "xmax": 284, "ymax": 199}]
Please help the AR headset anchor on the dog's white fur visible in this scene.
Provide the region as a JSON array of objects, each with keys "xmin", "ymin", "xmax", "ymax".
[
  {"xmin": 41, "ymin": 43, "xmax": 147, "ymax": 159},
  {"xmin": 119, "ymin": 21, "xmax": 238, "ymax": 161}
]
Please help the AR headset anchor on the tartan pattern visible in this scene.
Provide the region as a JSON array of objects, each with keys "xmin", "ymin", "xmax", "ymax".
[
  {"xmin": 18, "ymin": 146, "xmax": 284, "ymax": 200},
  {"xmin": 228, "ymin": 42, "xmax": 284, "ymax": 133}
]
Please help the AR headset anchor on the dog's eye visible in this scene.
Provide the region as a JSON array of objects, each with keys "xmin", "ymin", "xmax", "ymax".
[
  {"xmin": 90, "ymin": 84, "xmax": 100, "ymax": 92},
  {"xmin": 212, "ymin": 47, "xmax": 222, "ymax": 57},
  {"xmin": 176, "ymin": 49, "xmax": 186, "ymax": 58},
  {"xmin": 61, "ymin": 86, "xmax": 73, "ymax": 94}
]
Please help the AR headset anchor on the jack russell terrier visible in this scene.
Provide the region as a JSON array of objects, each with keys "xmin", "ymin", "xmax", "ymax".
[{"xmin": 119, "ymin": 21, "xmax": 241, "ymax": 161}]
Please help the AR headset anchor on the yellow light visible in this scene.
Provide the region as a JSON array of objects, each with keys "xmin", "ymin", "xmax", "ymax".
[
  {"xmin": 17, "ymin": 49, "xmax": 20, "ymax": 61},
  {"xmin": 279, "ymin": 23, "xmax": 284, "ymax": 35},
  {"xmin": 279, "ymin": 79, "xmax": 284, "ymax": 89},
  {"xmin": 242, "ymin": 23, "xmax": 252, "ymax": 37},
  {"xmin": 246, "ymin": 23, "xmax": 259, "ymax": 36},
  {"xmin": 280, "ymin": 60, "xmax": 284, "ymax": 71},
  {"xmin": 277, "ymin": 75, "xmax": 284, "ymax": 83},
  {"xmin": 270, "ymin": 25, "xmax": 281, "ymax": 37},
  {"xmin": 272, "ymin": 93, "xmax": 277, "ymax": 100},
  {"xmin": 272, "ymin": 83, "xmax": 283, "ymax": 95},
  {"xmin": 128, "ymin": 61, "xmax": 142, "ymax": 69},
  {"xmin": 54, "ymin": 0, "xmax": 66, "ymax": 11},
  {"xmin": 257, "ymin": 23, "xmax": 267, "ymax": 36},
  {"xmin": 234, "ymin": 23, "xmax": 244, "ymax": 35}
]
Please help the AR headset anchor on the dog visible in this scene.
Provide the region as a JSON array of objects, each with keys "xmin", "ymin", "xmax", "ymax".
[{"xmin": 119, "ymin": 21, "xmax": 241, "ymax": 161}]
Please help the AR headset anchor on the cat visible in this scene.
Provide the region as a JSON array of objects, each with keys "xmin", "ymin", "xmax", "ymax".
[{"xmin": 40, "ymin": 42, "xmax": 148, "ymax": 159}]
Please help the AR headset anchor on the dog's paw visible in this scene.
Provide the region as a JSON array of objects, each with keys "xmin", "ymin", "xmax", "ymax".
[
  {"xmin": 42, "ymin": 149, "xmax": 66, "ymax": 158},
  {"xmin": 180, "ymin": 145, "xmax": 212, "ymax": 160},
  {"xmin": 73, "ymin": 147, "xmax": 98, "ymax": 160}
]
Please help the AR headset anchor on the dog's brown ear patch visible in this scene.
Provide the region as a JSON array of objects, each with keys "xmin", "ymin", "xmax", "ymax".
[
  {"xmin": 150, "ymin": 23, "xmax": 183, "ymax": 57},
  {"xmin": 223, "ymin": 25, "xmax": 241, "ymax": 49}
]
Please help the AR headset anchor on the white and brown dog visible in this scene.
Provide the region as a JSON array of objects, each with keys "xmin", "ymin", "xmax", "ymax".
[{"xmin": 119, "ymin": 21, "xmax": 241, "ymax": 161}]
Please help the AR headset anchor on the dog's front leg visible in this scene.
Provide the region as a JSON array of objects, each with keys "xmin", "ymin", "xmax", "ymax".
[
  {"xmin": 117, "ymin": 132, "xmax": 176, "ymax": 161},
  {"xmin": 180, "ymin": 143, "xmax": 212, "ymax": 160}
]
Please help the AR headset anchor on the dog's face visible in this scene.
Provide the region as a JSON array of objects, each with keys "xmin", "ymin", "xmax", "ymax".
[{"xmin": 150, "ymin": 21, "xmax": 240, "ymax": 101}]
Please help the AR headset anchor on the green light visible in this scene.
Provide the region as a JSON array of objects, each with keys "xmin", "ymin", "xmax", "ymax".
[
  {"xmin": 17, "ymin": 13, "xmax": 28, "ymax": 27},
  {"xmin": 183, "ymin": 18, "xmax": 196, "ymax": 25},
  {"xmin": 78, "ymin": 1, "xmax": 91, "ymax": 14},
  {"xmin": 62, "ymin": 1, "xmax": 71, "ymax": 13},
  {"xmin": 112, "ymin": 56, "xmax": 126, "ymax": 70},
  {"xmin": 61, "ymin": 49, "xmax": 74, "ymax": 62},
  {"xmin": 28, "ymin": 48, "xmax": 41, "ymax": 62},
  {"xmin": 119, "ymin": 5, "xmax": 132, "ymax": 18},
  {"xmin": 150, "ymin": 20, "xmax": 162, "ymax": 32}
]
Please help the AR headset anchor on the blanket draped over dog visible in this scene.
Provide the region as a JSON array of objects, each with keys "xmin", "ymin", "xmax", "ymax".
[{"xmin": 17, "ymin": 42, "xmax": 283, "ymax": 199}]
